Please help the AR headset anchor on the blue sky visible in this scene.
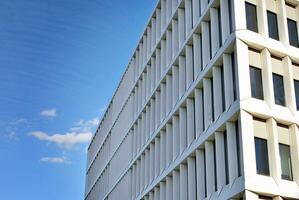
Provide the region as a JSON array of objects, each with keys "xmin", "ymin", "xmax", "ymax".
[{"xmin": 0, "ymin": 1, "xmax": 156, "ymax": 199}]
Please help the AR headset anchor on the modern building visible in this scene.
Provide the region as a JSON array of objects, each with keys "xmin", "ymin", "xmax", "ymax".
[{"xmin": 84, "ymin": 0, "xmax": 299, "ymax": 199}]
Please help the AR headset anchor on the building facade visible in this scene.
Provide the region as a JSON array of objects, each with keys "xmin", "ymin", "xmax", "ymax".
[{"xmin": 84, "ymin": 0, "xmax": 299, "ymax": 199}]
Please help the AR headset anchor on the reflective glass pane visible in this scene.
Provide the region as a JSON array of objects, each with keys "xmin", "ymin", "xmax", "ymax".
[
  {"xmin": 273, "ymin": 73, "xmax": 285, "ymax": 106},
  {"xmin": 250, "ymin": 66, "xmax": 264, "ymax": 100},
  {"xmin": 267, "ymin": 11, "xmax": 279, "ymax": 40},
  {"xmin": 255, "ymin": 137, "xmax": 270, "ymax": 175},
  {"xmin": 279, "ymin": 144, "xmax": 293, "ymax": 180},
  {"xmin": 246, "ymin": 2, "xmax": 258, "ymax": 32},
  {"xmin": 288, "ymin": 19, "xmax": 299, "ymax": 47}
]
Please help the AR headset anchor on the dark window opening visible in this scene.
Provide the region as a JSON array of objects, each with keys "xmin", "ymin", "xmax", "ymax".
[
  {"xmin": 273, "ymin": 73, "xmax": 286, "ymax": 106},
  {"xmin": 231, "ymin": 52, "xmax": 237, "ymax": 100},
  {"xmin": 211, "ymin": 78, "xmax": 214, "ymax": 121},
  {"xmin": 250, "ymin": 66, "xmax": 264, "ymax": 100},
  {"xmin": 294, "ymin": 79, "xmax": 299, "ymax": 110},
  {"xmin": 221, "ymin": 66, "xmax": 226, "ymax": 111},
  {"xmin": 224, "ymin": 131, "xmax": 229, "ymax": 184},
  {"xmin": 287, "ymin": 18, "xmax": 299, "ymax": 47},
  {"xmin": 213, "ymin": 141, "xmax": 217, "ymax": 191},
  {"xmin": 235, "ymin": 120, "xmax": 241, "ymax": 177},
  {"xmin": 218, "ymin": 7, "xmax": 222, "ymax": 47},
  {"xmin": 203, "ymin": 149, "xmax": 207, "ymax": 197},
  {"xmin": 245, "ymin": 2, "xmax": 258, "ymax": 32},
  {"xmin": 267, "ymin": 11, "xmax": 279, "ymax": 40},
  {"xmin": 228, "ymin": 0, "xmax": 233, "ymax": 33},
  {"xmin": 255, "ymin": 137, "xmax": 270, "ymax": 175}
]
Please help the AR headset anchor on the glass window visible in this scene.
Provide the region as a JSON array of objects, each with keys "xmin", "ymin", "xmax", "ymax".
[
  {"xmin": 294, "ymin": 80, "xmax": 299, "ymax": 110},
  {"xmin": 250, "ymin": 66, "xmax": 264, "ymax": 100},
  {"xmin": 267, "ymin": 11, "xmax": 279, "ymax": 40},
  {"xmin": 279, "ymin": 144, "xmax": 293, "ymax": 180},
  {"xmin": 273, "ymin": 73, "xmax": 285, "ymax": 106},
  {"xmin": 224, "ymin": 131, "xmax": 229, "ymax": 184},
  {"xmin": 213, "ymin": 141, "xmax": 217, "ymax": 191},
  {"xmin": 287, "ymin": 18, "xmax": 299, "ymax": 47},
  {"xmin": 245, "ymin": 2, "xmax": 258, "ymax": 32},
  {"xmin": 218, "ymin": 7, "xmax": 222, "ymax": 47},
  {"xmin": 221, "ymin": 66, "xmax": 225, "ymax": 111},
  {"xmin": 255, "ymin": 137, "xmax": 270, "ymax": 175}
]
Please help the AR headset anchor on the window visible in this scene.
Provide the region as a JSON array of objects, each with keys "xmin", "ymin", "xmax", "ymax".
[
  {"xmin": 228, "ymin": 0, "xmax": 233, "ymax": 33},
  {"xmin": 209, "ymin": 22, "xmax": 212, "ymax": 59},
  {"xmin": 255, "ymin": 137, "xmax": 270, "ymax": 175},
  {"xmin": 221, "ymin": 66, "xmax": 226, "ymax": 111},
  {"xmin": 250, "ymin": 66, "xmax": 264, "ymax": 100},
  {"xmin": 273, "ymin": 74, "xmax": 285, "ymax": 106},
  {"xmin": 267, "ymin": 11, "xmax": 279, "ymax": 40},
  {"xmin": 235, "ymin": 120, "xmax": 241, "ymax": 177},
  {"xmin": 231, "ymin": 52, "xmax": 237, "ymax": 100},
  {"xmin": 287, "ymin": 18, "xmax": 299, "ymax": 47},
  {"xmin": 203, "ymin": 149, "xmax": 207, "ymax": 197},
  {"xmin": 279, "ymin": 144, "xmax": 293, "ymax": 180},
  {"xmin": 218, "ymin": 7, "xmax": 222, "ymax": 47},
  {"xmin": 294, "ymin": 80, "xmax": 299, "ymax": 110},
  {"xmin": 213, "ymin": 141, "xmax": 217, "ymax": 191},
  {"xmin": 211, "ymin": 77, "xmax": 214, "ymax": 121},
  {"xmin": 245, "ymin": 2, "xmax": 258, "ymax": 32},
  {"xmin": 224, "ymin": 131, "xmax": 229, "ymax": 184},
  {"xmin": 259, "ymin": 195, "xmax": 272, "ymax": 200}
]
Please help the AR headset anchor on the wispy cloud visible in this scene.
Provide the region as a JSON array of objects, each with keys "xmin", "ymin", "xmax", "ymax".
[
  {"xmin": 29, "ymin": 131, "xmax": 92, "ymax": 149},
  {"xmin": 40, "ymin": 108, "xmax": 57, "ymax": 118},
  {"xmin": 69, "ymin": 117, "xmax": 99, "ymax": 132},
  {"xmin": 39, "ymin": 156, "xmax": 69, "ymax": 164},
  {"xmin": 7, "ymin": 131, "xmax": 19, "ymax": 141},
  {"xmin": 1, "ymin": 118, "xmax": 29, "ymax": 141}
]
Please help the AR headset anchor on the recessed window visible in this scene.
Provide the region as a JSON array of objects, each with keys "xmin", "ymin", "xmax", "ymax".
[
  {"xmin": 245, "ymin": 2, "xmax": 258, "ymax": 32},
  {"xmin": 273, "ymin": 73, "xmax": 286, "ymax": 106},
  {"xmin": 250, "ymin": 66, "xmax": 264, "ymax": 100},
  {"xmin": 294, "ymin": 80, "xmax": 299, "ymax": 110},
  {"xmin": 259, "ymin": 195, "xmax": 272, "ymax": 200},
  {"xmin": 267, "ymin": 11, "xmax": 279, "ymax": 40},
  {"xmin": 255, "ymin": 137, "xmax": 270, "ymax": 175},
  {"xmin": 287, "ymin": 18, "xmax": 299, "ymax": 47},
  {"xmin": 218, "ymin": 7, "xmax": 222, "ymax": 47},
  {"xmin": 279, "ymin": 143, "xmax": 293, "ymax": 180}
]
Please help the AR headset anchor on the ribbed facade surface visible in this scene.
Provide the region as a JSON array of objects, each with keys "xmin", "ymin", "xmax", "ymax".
[{"xmin": 84, "ymin": 0, "xmax": 299, "ymax": 199}]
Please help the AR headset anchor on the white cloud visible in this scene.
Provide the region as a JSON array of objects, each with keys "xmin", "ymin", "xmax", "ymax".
[
  {"xmin": 70, "ymin": 117, "xmax": 99, "ymax": 133},
  {"xmin": 39, "ymin": 156, "xmax": 69, "ymax": 164},
  {"xmin": 29, "ymin": 131, "xmax": 92, "ymax": 149},
  {"xmin": 40, "ymin": 108, "xmax": 57, "ymax": 118}
]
